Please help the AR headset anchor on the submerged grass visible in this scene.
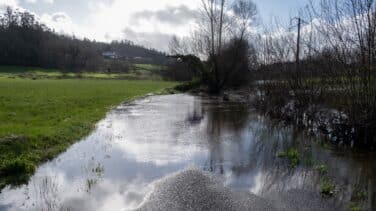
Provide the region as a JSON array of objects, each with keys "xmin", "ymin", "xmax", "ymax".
[
  {"xmin": 320, "ymin": 177, "xmax": 335, "ymax": 197},
  {"xmin": 314, "ymin": 164, "xmax": 328, "ymax": 175},
  {"xmin": 277, "ymin": 148, "xmax": 300, "ymax": 168},
  {"xmin": 348, "ymin": 188, "xmax": 367, "ymax": 211},
  {"xmin": 0, "ymin": 78, "xmax": 176, "ymax": 187}
]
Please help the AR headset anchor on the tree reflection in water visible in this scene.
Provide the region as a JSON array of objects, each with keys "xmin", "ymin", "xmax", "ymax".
[
  {"xmin": 1, "ymin": 94, "xmax": 375, "ymax": 211},
  {"xmin": 189, "ymin": 95, "xmax": 376, "ymax": 210}
]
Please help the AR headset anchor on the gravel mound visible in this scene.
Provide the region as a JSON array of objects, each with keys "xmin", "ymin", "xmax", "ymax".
[{"xmin": 135, "ymin": 169, "xmax": 278, "ymax": 211}]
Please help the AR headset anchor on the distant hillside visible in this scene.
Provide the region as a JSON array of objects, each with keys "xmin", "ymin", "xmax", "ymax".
[
  {"xmin": 106, "ymin": 40, "xmax": 167, "ymax": 62},
  {"xmin": 0, "ymin": 7, "xmax": 168, "ymax": 72}
]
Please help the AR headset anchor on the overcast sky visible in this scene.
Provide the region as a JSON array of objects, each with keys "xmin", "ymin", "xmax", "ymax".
[{"xmin": 0, "ymin": 0, "xmax": 309, "ymax": 51}]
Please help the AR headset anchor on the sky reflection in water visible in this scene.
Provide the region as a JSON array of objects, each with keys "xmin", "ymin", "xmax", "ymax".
[{"xmin": 0, "ymin": 94, "xmax": 375, "ymax": 210}]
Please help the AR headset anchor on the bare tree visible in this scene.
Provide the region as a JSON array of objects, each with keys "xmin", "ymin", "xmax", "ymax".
[
  {"xmin": 308, "ymin": 0, "xmax": 376, "ymax": 124},
  {"xmin": 169, "ymin": 35, "xmax": 182, "ymax": 55},
  {"xmin": 168, "ymin": 35, "xmax": 191, "ymax": 55},
  {"xmin": 199, "ymin": 0, "xmax": 226, "ymax": 91},
  {"xmin": 231, "ymin": 0, "xmax": 258, "ymax": 41},
  {"xmin": 194, "ymin": 0, "xmax": 258, "ymax": 92}
]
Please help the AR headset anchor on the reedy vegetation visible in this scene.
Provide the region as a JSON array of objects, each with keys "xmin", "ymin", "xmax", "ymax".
[
  {"xmin": 170, "ymin": 0, "xmax": 376, "ymax": 147},
  {"xmin": 255, "ymin": 0, "xmax": 376, "ymax": 147}
]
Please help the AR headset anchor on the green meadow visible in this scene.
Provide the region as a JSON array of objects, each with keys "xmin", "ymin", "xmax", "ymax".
[
  {"xmin": 0, "ymin": 65, "xmax": 164, "ymax": 80},
  {"xmin": 0, "ymin": 70, "xmax": 176, "ymax": 187}
]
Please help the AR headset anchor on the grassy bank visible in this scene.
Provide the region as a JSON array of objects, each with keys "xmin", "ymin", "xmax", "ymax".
[{"xmin": 0, "ymin": 77, "xmax": 176, "ymax": 187}]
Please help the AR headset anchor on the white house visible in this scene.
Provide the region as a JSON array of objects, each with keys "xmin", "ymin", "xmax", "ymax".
[{"xmin": 102, "ymin": 51, "xmax": 118, "ymax": 59}]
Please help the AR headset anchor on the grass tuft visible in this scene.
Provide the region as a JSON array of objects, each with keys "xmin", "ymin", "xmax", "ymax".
[
  {"xmin": 320, "ymin": 178, "xmax": 335, "ymax": 197},
  {"xmin": 314, "ymin": 164, "xmax": 328, "ymax": 175},
  {"xmin": 277, "ymin": 148, "xmax": 300, "ymax": 168}
]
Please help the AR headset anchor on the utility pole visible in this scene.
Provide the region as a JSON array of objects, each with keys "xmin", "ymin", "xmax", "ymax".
[
  {"xmin": 296, "ymin": 17, "xmax": 301, "ymax": 79},
  {"xmin": 291, "ymin": 17, "xmax": 305, "ymax": 87}
]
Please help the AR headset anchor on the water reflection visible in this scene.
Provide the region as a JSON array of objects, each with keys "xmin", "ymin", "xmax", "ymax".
[{"xmin": 0, "ymin": 94, "xmax": 375, "ymax": 210}]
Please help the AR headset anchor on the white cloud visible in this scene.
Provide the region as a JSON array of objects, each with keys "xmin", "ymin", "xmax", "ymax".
[
  {"xmin": 39, "ymin": 12, "xmax": 92, "ymax": 38},
  {"xmin": 25, "ymin": 0, "xmax": 54, "ymax": 4},
  {"xmin": 40, "ymin": 12, "xmax": 83, "ymax": 36},
  {"xmin": 80, "ymin": 0, "xmax": 201, "ymax": 50},
  {"xmin": 0, "ymin": 0, "xmax": 19, "ymax": 8},
  {"xmin": 25, "ymin": 0, "xmax": 37, "ymax": 3},
  {"xmin": 0, "ymin": 0, "xmax": 22, "ymax": 14},
  {"xmin": 1, "ymin": 0, "xmax": 201, "ymax": 51}
]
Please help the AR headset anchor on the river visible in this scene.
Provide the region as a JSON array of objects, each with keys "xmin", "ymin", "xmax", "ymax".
[{"xmin": 0, "ymin": 94, "xmax": 375, "ymax": 210}]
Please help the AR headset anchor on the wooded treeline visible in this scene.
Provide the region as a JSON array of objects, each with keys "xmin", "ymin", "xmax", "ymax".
[{"xmin": 0, "ymin": 7, "xmax": 167, "ymax": 72}]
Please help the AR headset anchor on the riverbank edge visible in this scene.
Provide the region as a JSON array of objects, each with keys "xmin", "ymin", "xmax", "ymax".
[
  {"xmin": 195, "ymin": 88, "xmax": 369, "ymax": 210},
  {"xmin": 172, "ymin": 78, "xmax": 375, "ymax": 151},
  {"xmin": 198, "ymin": 84, "xmax": 375, "ymax": 151},
  {"xmin": 0, "ymin": 85, "xmax": 178, "ymax": 191}
]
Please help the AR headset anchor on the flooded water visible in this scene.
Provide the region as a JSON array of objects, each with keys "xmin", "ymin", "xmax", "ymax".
[{"xmin": 0, "ymin": 94, "xmax": 375, "ymax": 211}]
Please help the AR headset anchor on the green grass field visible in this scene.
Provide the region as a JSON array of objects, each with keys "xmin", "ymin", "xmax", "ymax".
[
  {"xmin": 133, "ymin": 63, "xmax": 166, "ymax": 71},
  {"xmin": 0, "ymin": 76, "xmax": 176, "ymax": 187},
  {"xmin": 0, "ymin": 65, "xmax": 164, "ymax": 80}
]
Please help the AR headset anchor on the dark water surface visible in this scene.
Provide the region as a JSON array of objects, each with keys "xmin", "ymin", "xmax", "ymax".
[{"xmin": 0, "ymin": 94, "xmax": 375, "ymax": 210}]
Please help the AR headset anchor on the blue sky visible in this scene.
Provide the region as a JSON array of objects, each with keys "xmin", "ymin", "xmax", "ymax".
[
  {"xmin": 0, "ymin": 0, "xmax": 311, "ymax": 50},
  {"xmin": 254, "ymin": 0, "xmax": 310, "ymax": 24}
]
